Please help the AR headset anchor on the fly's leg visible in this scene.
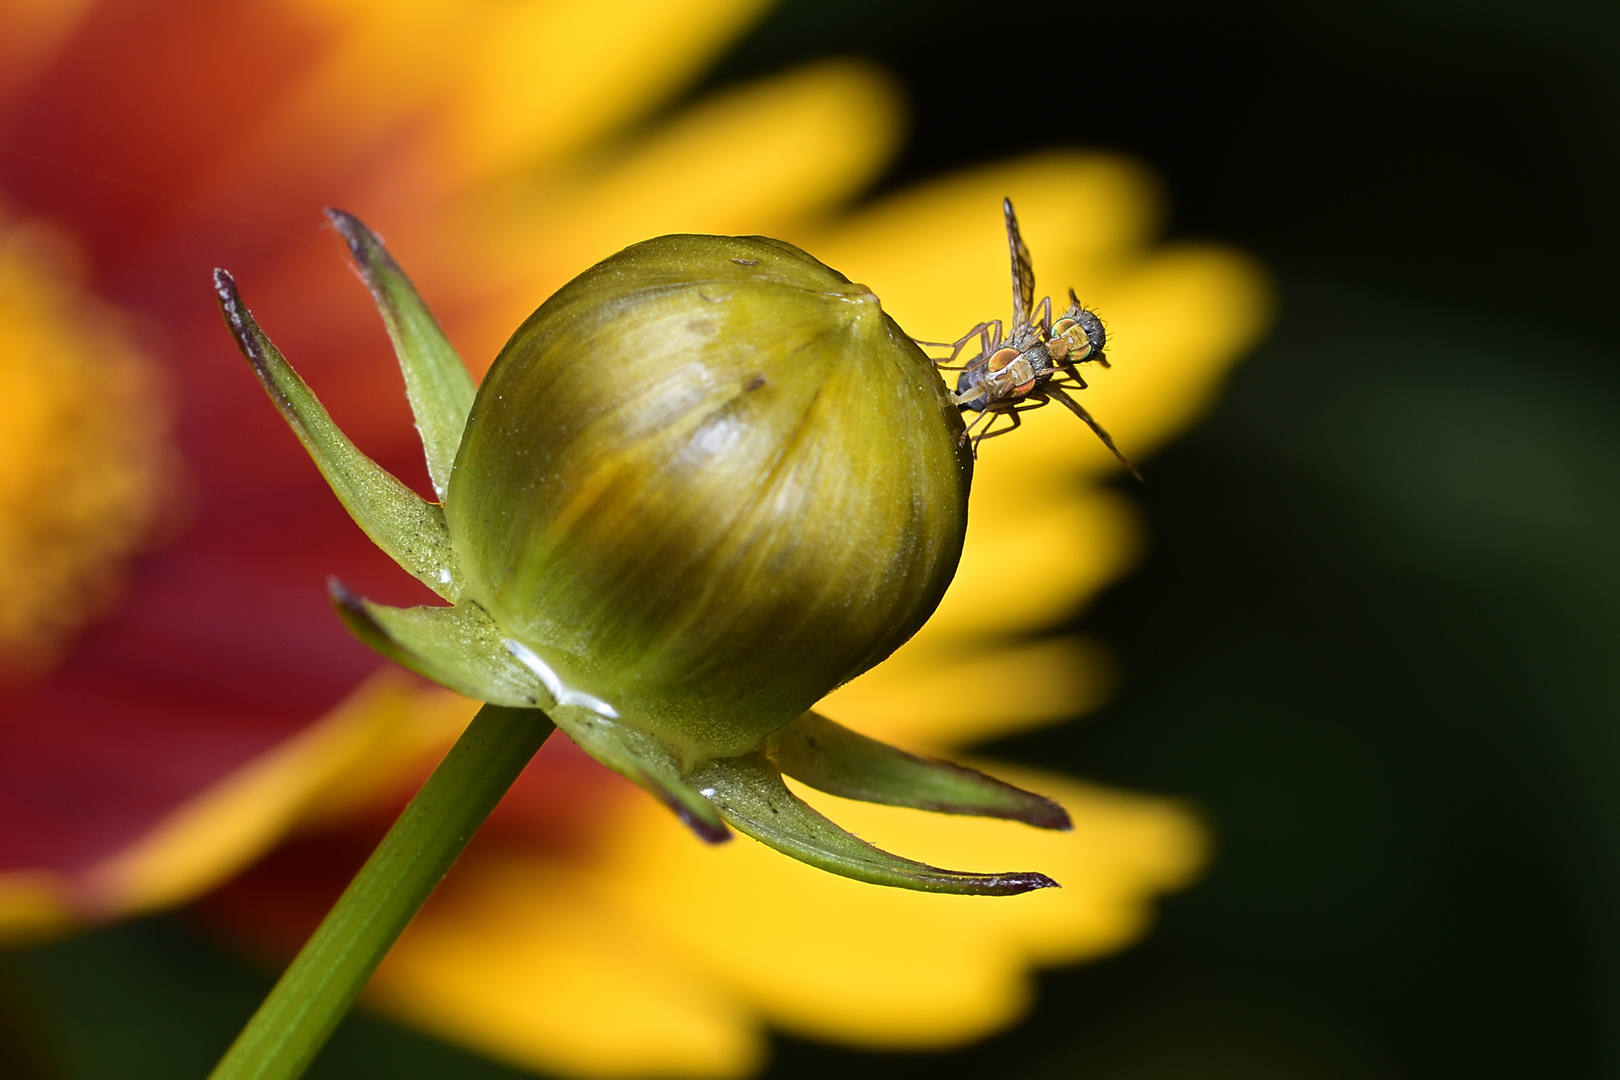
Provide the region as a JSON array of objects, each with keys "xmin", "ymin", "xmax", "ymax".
[
  {"xmin": 1049, "ymin": 363, "xmax": 1089, "ymax": 391},
  {"xmin": 1046, "ymin": 385, "xmax": 1143, "ymax": 480},
  {"xmin": 970, "ymin": 404, "xmax": 1023, "ymax": 455},
  {"xmin": 956, "ymin": 321, "xmax": 1001, "ymax": 368},
  {"xmin": 1032, "ymin": 295, "xmax": 1053, "ymax": 337},
  {"xmin": 970, "ymin": 393, "xmax": 1065, "ymax": 453},
  {"xmin": 957, "ymin": 406, "xmax": 996, "ymax": 455},
  {"xmin": 918, "ymin": 321, "xmax": 1003, "ymax": 370}
]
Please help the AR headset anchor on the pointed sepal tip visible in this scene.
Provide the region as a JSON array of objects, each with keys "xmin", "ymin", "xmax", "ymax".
[
  {"xmin": 771, "ymin": 711, "xmax": 1072, "ymax": 831},
  {"xmin": 692, "ymin": 753, "xmax": 1060, "ymax": 896}
]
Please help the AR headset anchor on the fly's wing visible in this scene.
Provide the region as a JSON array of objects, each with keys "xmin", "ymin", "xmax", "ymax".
[{"xmin": 1003, "ymin": 197, "xmax": 1036, "ymax": 333}]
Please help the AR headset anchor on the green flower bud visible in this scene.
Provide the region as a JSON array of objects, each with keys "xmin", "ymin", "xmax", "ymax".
[
  {"xmin": 216, "ymin": 211, "xmax": 1069, "ymax": 895},
  {"xmin": 446, "ymin": 235, "xmax": 969, "ymax": 761}
]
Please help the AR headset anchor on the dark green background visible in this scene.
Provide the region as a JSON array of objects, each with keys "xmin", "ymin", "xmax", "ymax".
[{"xmin": 7, "ymin": 1, "xmax": 1620, "ymax": 1076}]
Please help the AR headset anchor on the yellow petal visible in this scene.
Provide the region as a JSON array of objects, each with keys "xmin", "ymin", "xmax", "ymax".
[
  {"xmin": 604, "ymin": 769, "xmax": 1202, "ymax": 1048},
  {"xmin": 808, "ymin": 152, "xmax": 1272, "ymax": 478},
  {"xmin": 371, "ymin": 851, "xmax": 761, "ymax": 1080},
  {"xmin": 818, "ymin": 633, "xmax": 1116, "ymax": 750},
  {"xmin": 974, "ymin": 244, "xmax": 1274, "ymax": 477},
  {"xmin": 928, "ymin": 482, "xmax": 1144, "ymax": 641},
  {"xmin": 443, "ymin": 0, "xmax": 774, "ymax": 182},
  {"xmin": 807, "ymin": 151, "xmax": 1164, "ymax": 344},
  {"xmin": 0, "ymin": 872, "xmax": 72, "ymax": 942},
  {"xmin": 815, "ymin": 481, "xmax": 1139, "ymax": 750},
  {"xmin": 431, "ymin": 60, "xmax": 905, "ymax": 363},
  {"xmin": 366, "ymin": 765, "xmax": 1200, "ymax": 1067},
  {"xmin": 213, "ymin": 0, "xmax": 768, "ymax": 214}
]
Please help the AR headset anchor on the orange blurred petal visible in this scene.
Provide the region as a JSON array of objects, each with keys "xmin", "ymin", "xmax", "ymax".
[
  {"xmin": 0, "ymin": 0, "xmax": 97, "ymax": 107},
  {"xmin": 442, "ymin": 0, "xmax": 773, "ymax": 183},
  {"xmin": 427, "ymin": 60, "xmax": 906, "ymax": 364},
  {"xmin": 0, "ymin": 674, "xmax": 470, "ymax": 942}
]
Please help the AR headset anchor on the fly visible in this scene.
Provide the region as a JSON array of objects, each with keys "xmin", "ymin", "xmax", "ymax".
[{"xmin": 918, "ymin": 198, "xmax": 1140, "ymax": 479}]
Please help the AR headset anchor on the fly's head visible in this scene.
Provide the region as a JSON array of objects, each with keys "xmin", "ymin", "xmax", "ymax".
[{"xmin": 1049, "ymin": 289, "xmax": 1109, "ymax": 368}]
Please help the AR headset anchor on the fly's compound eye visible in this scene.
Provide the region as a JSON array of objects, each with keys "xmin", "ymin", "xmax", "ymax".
[
  {"xmin": 1045, "ymin": 316, "xmax": 1088, "ymax": 362},
  {"xmin": 987, "ymin": 346, "xmax": 1021, "ymax": 373},
  {"xmin": 1048, "ymin": 317, "xmax": 1080, "ymax": 361}
]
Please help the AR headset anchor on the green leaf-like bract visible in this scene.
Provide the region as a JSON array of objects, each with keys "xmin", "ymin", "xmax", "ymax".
[
  {"xmin": 326, "ymin": 209, "xmax": 475, "ymax": 501},
  {"xmin": 214, "ymin": 269, "xmax": 462, "ymax": 601},
  {"xmin": 328, "ymin": 585, "xmax": 545, "ymax": 707},
  {"xmin": 772, "ymin": 711, "xmax": 1071, "ymax": 830},
  {"xmin": 326, "ymin": 586, "xmax": 730, "ymax": 842},
  {"xmin": 550, "ymin": 705, "xmax": 730, "ymax": 843},
  {"xmin": 689, "ymin": 753, "xmax": 1058, "ymax": 895}
]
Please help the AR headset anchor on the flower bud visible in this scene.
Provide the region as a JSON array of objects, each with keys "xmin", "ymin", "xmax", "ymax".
[
  {"xmin": 218, "ymin": 212, "xmax": 1068, "ymax": 894},
  {"xmin": 446, "ymin": 235, "xmax": 971, "ymax": 761}
]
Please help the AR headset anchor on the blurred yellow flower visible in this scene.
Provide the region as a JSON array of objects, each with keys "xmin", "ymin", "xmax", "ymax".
[{"xmin": 0, "ymin": 0, "xmax": 1269, "ymax": 1075}]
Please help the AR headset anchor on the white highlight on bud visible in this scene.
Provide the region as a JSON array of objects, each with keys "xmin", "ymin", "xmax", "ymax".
[{"xmin": 503, "ymin": 638, "xmax": 620, "ymax": 718}]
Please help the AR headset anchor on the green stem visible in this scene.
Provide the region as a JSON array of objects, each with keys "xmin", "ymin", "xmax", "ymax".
[{"xmin": 208, "ymin": 703, "xmax": 555, "ymax": 1080}]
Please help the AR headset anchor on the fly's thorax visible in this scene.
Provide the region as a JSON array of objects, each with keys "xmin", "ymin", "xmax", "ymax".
[
  {"xmin": 960, "ymin": 337, "xmax": 1052, "ymax": 409},
  {"xmin": 1020, "ymin": 340, "xmax": 1055, "ymax": 381},
  {"xmin": 444, "ymin": 234, "xmax": 972, "ymax": 761}
]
